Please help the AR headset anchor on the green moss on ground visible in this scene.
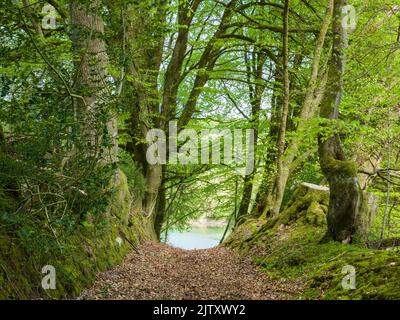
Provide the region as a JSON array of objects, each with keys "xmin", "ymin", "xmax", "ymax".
[
  {"xmin": 275, "ymin": 183, "xmax": 329, "ymax": 228},
  {"xmin": 225, "ymin": 183, "xmax": 400, "ymax": 300},
  {"xmin": 0, "ymin": 169, "xmax": 150, "ymax": 299},
  {"xmin": 227, "ymin": 221, "xmax": 400, "ymax": 300}
]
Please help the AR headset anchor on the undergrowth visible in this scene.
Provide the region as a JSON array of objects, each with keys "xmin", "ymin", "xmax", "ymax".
[{"xmin": 0, "ymin": 169, "xmax": 149, "ymax": 299}]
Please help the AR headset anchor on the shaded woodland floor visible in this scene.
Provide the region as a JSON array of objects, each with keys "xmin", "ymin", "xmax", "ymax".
[{"xmin": 80, "ymin": 242, "xmax": 303, "ymax": 300}]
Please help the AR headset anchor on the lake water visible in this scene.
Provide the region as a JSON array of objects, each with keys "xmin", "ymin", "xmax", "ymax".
[{"xmin": 165, "ymin": 227, "xmax": 228, "ymax": 250}]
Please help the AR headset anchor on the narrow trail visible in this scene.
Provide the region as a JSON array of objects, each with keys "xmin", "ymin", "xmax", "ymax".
[{"xmin": 81, "ymin": 242, "xmax": 303, "ymax": 300}]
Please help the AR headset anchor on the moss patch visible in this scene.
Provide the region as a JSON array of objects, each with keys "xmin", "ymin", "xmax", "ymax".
[
  {"xmin": 227, "ymin": 220, "xmax": 400, "ymax": 300},
  {"xmin": 225, "ymin": 183, "xmax": 400, "ymax": 300}
]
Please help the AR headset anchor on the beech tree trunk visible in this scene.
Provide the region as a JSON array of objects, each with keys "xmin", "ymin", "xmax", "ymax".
[
  {"xmin": 0, "ymin": 125, "xmax": 4, "ymax": 143},
  {"xmin": 236, "ymin": 48, "xmax": 266, "ymax": 222},
  {"xmin": 70, "ymin": 0, "xmax": 118, "ymax": 163},
  {"xmin": 272, "ymin": 0, "xmax": 291, "ymax": 217},
  {"xmin": 121, "ymin": 1, "xmax": 166, "ymax": 238},
  {"xmin": 154, "ymin": 168, "xmax": 166, "ymax": 239},
  {"xmin": 318, "ymin": 0, "xmax": 365, "ymax": 243}
]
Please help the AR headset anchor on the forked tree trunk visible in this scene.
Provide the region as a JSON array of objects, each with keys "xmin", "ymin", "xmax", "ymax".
[
  {"xmin": 318, "ymin": 0, "xmax": 365, "ymax": 242},
  {"xmin": 122, "ymin": 1, "xmax": 167, "ymax": 239},
  {"xmin": 148, "ymin": 0, "xmax": 239, "ymax": 237},
  {"xmin": 256, "ymin": 0, "xmax": 334, "ymax": 218}
]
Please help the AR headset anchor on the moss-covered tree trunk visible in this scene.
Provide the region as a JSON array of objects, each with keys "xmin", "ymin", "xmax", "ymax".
[{"xmin": 318, "ymin": 0, "xmax": 365, "ymax": 243}]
